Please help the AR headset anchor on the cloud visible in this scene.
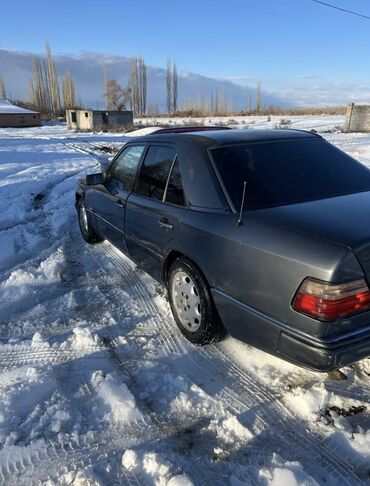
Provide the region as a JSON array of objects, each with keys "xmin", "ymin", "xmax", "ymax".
[
  {"xmin": 225, "ymin": 74, "xmax": 370, "ymax": 106},
  {"xmin": 0, "ymin": 48, "xmax": 288, "ymax": 109},
  {"xmin": 3, "ymin": 48, "xmax": 364, "ymax": 108}
]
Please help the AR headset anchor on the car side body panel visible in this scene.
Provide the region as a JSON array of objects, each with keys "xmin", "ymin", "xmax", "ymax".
[
  {"xmin": 76, "ymin": 130, "xmax": 370, "ymax": 371},
  {"xmin": 125, "ymin": 193, "xmax": 183, "ymax": 279}
]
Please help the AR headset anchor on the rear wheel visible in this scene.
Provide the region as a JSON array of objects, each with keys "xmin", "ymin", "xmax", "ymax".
[
  {"xmin": 77, "ymin": 201, "xmax": 102, "ymax": 244},
  {"xmin": 168, "ymin": 257, "xmax": 227, "ymax": 345}
]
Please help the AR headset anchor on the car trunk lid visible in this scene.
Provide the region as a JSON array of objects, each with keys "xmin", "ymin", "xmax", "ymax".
[{"xmin": 252, "ymin": 191, "xmax": 370, "ymax": 277}]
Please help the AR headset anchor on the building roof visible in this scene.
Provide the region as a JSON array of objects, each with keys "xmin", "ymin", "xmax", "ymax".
[{"xmin": 0, "ymin": 99, "xmax": 39, "ymax": 114}]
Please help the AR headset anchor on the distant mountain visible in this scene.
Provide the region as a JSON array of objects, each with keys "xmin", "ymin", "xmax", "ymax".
[{"xmin": 0, "ymin": 48, "xmax": 288, "ymax": 111}]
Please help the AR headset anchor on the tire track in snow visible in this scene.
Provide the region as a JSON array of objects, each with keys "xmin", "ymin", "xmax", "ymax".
[
  {"xmin": 96, "ymin": 242, "xmax": 366, "ymax": 485},
  {"xmin": 0, "ymin": 345, "xmax": 107, "ymax": 370},
  {"xmin": 0, "ymin": 345, "xmax": 222, "ymax": 486}
]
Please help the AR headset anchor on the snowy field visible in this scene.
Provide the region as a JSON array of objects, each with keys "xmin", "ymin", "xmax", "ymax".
[{"xmin": 2, "ymin": 116, "xmax": 370, "ymax": 485}]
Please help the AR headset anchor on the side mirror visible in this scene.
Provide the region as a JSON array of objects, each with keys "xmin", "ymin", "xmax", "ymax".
[{"xmin": 86, "ymin": 172, "xmax": 105, "ymax": 185}]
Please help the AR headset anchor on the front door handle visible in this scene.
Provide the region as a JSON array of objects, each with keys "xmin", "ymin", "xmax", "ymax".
[
  {"xmin": 115, "ymin": 199, "xmax": 125, "ymax": 208},
  {"xmin": 158, "ymin": 217, "xmax": 173, "ymax": 230}
]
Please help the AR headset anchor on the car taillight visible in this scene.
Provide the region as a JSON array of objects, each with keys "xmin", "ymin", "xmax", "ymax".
[{"xmin": 292, "ymin": 278, "xmax": 370, "ymax": 321}]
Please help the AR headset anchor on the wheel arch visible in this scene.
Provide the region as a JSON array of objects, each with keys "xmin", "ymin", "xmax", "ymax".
[
  {"xmin": 162, "ymin": 250, "xmax": 212, "ymax": 288},
  {"xmin": 162, "ymin": 250, "xmax": 184, "ymax": 283}
]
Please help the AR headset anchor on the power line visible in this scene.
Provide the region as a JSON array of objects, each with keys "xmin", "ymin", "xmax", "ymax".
[{"xmin": 312, "ymin": 0, "xmax": 370, "ymax": 20}]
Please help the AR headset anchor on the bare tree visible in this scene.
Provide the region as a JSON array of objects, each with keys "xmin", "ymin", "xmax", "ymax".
[
  {"xmin": 125, "ymin": 79, "xmax": 133, "ymax": 110},
  {"xmin": 130, "ymin": 58, "xmax": 139, "ymax": 115},
  {"xmin": 0, "ymin": 76, "xmax": 6, "ymax": 99},
  {"xmin": 172, "ymin": 61, "xmax": 178, "ymax": 113},
  {"xmin": 138, "ymin": 57, "xmax": 147, "ymax": 116},
  {"xmin": 246, "ymin": 88, "xmax": 252, "ymax": 112},
  {"xmin": 29, "ymin": 57, "xmax": 50, "ymax": 113},
  {"xmin": 104, "ymin": 79, "xmax": 130, "ymax": 110},
  {"xmin": 129, "ymin": 57, "xmax": 147, "ymax": 116},
  {"xmin": 103, "ymin": 65, "xmax": 109, "ymax": 109},
  {"xmin": 166, "ymin": 59, "xmax": 173, "ymax": 115},
  {"xmin": 256, "ymin": 83, "xmax": 263, "ymax": 113},
  {"xmin": 215, "ymin": 90, "xmax": 226, "ymax": 114},
  {"xmin": 45, "ymin": 43, "xmax": 61, "ymax": 114},
  {"xmin": 62, "ymin": 72, "xmax": 76, "ymax": 109},
  {"xmin": 147, "ymin": 104, "xmax": 160, "ymax": 116}
]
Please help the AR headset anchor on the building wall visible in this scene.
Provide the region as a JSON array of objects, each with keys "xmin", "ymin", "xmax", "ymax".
[
  {"xmin": 66, "ymin": 110, "xmax": 93, "ymax": 130},
  {"xmin": 345, "ymin": 104, "xmax": 370, "ymax": 133},
  {"xmin": 92, "ymin": 111, "xmax": 133, "ymax": 129},
  {"xmin": 66, "ymin": 110, "xmax": 133, "ymax": 130},
  {"xmin": 0, "ymin": 113, "xmax": 40, "ymax": 128}
]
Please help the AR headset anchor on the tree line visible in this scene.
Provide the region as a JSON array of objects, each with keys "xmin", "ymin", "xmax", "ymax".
[{"xmin": 0, "ymin": 44, "xmax": 265, "ymax": 116}]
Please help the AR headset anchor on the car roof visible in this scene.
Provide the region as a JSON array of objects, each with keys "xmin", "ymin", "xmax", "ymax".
[
  {"xmin": 150, "ymin": 126, "xmax": 231, "ymax": 134},
  {"xmin": 131, "ymin": 128, "xmax": 322, "ymax": 146}
]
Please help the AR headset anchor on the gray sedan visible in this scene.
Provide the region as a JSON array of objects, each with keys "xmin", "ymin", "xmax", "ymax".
[{"xmin": 76, "ymin": 128, "xmax": 370, "ymax": 374}]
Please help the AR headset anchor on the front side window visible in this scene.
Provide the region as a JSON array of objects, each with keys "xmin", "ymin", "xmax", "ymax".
[
  {"xmin": 106, "ymin": 145, "xmax": 145, "ymax": 194},
  {"xmin": 165, "ymin": 159, "xmax": 185, "ymax": 206},
  {"xmin": 136, "ymin": 146, "xmax": 176, "ymax": 200},
  {"xmin": 211, "ymin": 139, "xmax": 370, "ymax": 210}
]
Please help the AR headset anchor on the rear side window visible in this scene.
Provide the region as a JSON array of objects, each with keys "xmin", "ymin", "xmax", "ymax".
[
  {"xmin": 211, "ymin": 139, "xmax": 370, "ymax": 210},
  {"xmin": 107, "ymin": 145, "xmax": 145, "ymax": 192},
  {"xmin": 165, "ymin": 159, "xmax": 185, "ymax": 206},
  {"xmin": 136, "ymin": 146, "xmax": 176, "ymax": 200}
]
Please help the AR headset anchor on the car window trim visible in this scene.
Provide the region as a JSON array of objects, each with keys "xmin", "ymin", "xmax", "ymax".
[
  {"xmin": 162, "ymin": 154, "xmax": 178, "ymax": 202},
  {"xmin": 163, "ymin": 156, "xmax": 187, "ymax": 207},
  {"xmin": 207, "ymin": 148, "xmax": 236, "ymax": 214}
]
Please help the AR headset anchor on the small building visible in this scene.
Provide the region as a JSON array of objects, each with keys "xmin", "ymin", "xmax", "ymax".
[
  {"xmin": 66, "ymin": 109, "xmax": 133, "ymax": 130},
  {"xmin": 0, "ymin": 99, "xmax": 40, "ymax": 128},
  {"xmin": 345, "ymin": 103, "xmax": 370, "ymax": 133}
]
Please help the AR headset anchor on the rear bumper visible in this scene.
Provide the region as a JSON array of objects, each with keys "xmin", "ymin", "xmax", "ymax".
[
  {"xmin": 278, "ymin": 329, "xmax": 370, "ymax": 371},
  {"xmin": 212, "ymin": 288, "xmax": 370, "ymax": 372}
]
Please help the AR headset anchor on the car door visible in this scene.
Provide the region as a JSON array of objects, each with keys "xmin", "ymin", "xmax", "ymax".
[
  {"xmin": 93, "ymin": 144, "xmax": 145, "ymax": 252},
  {"xmin": 125, "ymin": 144, "xmax": 186, "ymax": 279}
]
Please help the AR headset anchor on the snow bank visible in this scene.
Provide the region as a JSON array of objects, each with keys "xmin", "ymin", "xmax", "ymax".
[
  {"xmin": 122, "ymin": 448, "xmax": 139, "ymax": 471},
  {"xmin": 2, "ymin": 248, "xmax": 66, "ymax": 294},
  {"xmin": 0, "ymin": 366, "xmax": 56, "ymax": 445},
  {"xmin": 92, "ymin": 371, "xmax": 143, "ymax": 423},
  {"xmin": 122, "ymin": 449, "xmax": 193, "ymax": 486},
  {"xmin": 60, "ymin": 327, "xmax": 101, "ymax": 350},
  {"xmin": 259, "ymin": 454, "xmax": 319, "ymax": 486}
]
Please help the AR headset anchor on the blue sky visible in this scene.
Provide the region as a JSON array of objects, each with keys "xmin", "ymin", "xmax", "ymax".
[{"xmin": 1, "ymin": 0, "xmax": 370, "ymax": 104}]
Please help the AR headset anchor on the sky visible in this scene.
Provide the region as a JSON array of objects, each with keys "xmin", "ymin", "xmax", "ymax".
[{"xmin": 1, "ymin": 0, "xmax": 370, "ymax": 105}]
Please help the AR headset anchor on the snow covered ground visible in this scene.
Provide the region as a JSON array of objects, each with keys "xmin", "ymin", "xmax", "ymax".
[{"xmin": 2, "ymin": 116, "xmax": 370, "ymax": 485}]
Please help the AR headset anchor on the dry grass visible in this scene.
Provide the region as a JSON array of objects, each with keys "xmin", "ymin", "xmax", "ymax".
[{"xmin": 150, "ymin": 105, "xmax": 346, "ymax": 118}]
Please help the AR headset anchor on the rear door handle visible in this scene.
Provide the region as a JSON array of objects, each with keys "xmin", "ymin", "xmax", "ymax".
[
  {"xmin": 158, "ymin": 217, "xmax": 173, "ymax": 230},
  {"xmin": 115, "ymin": 199, "xmax": 125, "ymax": 208}
]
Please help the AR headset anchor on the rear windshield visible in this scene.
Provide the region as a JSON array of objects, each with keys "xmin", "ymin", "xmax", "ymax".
[{"xmin": 211, "ymin": 139, "xmax": 370, "ymax": 210}]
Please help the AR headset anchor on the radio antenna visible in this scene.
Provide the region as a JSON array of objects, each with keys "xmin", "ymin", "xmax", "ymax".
[{"xmin": 236, "ymin": 181, "xmax": 247, "ymax": 226}]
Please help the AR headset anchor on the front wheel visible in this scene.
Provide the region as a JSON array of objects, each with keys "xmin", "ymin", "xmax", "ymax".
[
  {"xmin": 168, "ymin": 257, "xmax": 227, "ymax": 345},
  {"xmin": 77, "ymin": 201, "xmax": 103, "ymax": 244}
]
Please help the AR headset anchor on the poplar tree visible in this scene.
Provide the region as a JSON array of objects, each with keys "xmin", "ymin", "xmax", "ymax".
[
  {"xmin": 29, "ymin": 57, "xmax": 50, "ymax": 112},
  {"xmin": 172, "ymin": 61, "xmax": 178, "ymax": 113},
  {"xmin": 45, "ymin": 42, "xmax": 61, "ymax": 114},
  {"xmin": 166, "ymin": 59, "xmax": 173, "ymax": 115},
  {"xmin": 130, "ymin": 57, "xmax": 147, "ymax": 116},
  {"xmin": 0, "ymin": 76, "xmax": 6, "ymax": 99},
  {"xmin": 62, "ymin": 72, "xmax": 76, "ymax": 109}
]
